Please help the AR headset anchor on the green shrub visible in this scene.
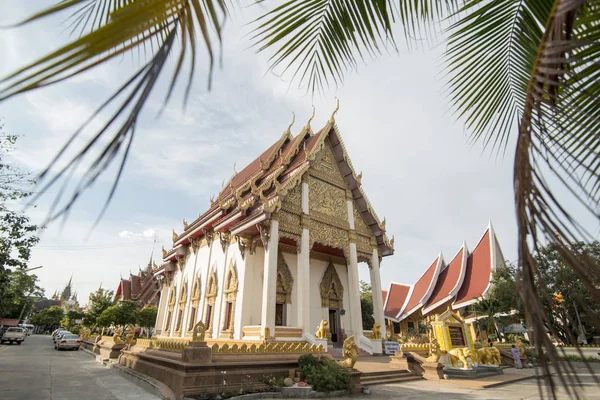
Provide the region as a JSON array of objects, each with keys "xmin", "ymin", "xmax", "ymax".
[
  {"xmin": 298, "ymin": 354, "xmax": 320, "ymax": 369},
  {"xmin": 299, "ymin": 358, "xmax": 350, "ymax": 393},
  {"xmin": 70, "ymin": 326, "xmax": 80, "ymax": 335}
]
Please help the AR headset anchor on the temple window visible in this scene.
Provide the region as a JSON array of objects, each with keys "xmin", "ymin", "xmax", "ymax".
[
  {"xmin": 407, "ymin": 321, "xmax": 415, "ymax": 330},
  {"xmin": 275, "ymin": 303, "xmax": 286, "ymax": 326},
  {"xmin": 204, "ymin": 267, "xmax": 217, "ymax": 338},
  {"xmin": 164, "ymin": 286, "xmax": 176, "ymax": 332},
  {"xmin": 188, "ymin": 277, "xmax": 201, "ymax": 333},
  {"xmin": 175, "ymin": 281, "xmax": 188, "ymax": 333},
  {"xmin": 220, "ymin": 261, "xmax": 238, "ymax": 338}
]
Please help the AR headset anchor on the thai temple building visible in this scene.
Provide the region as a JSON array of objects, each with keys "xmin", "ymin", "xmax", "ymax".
[
  {"xmin": 153, "ymin": 109, "xmax": 394, "ymax": 354},
  {"xmin": 114, "ymin": 258, "xmax": 161, "ymax": 307},
  {"xmin": 51, "ymin": 276, "xmax": 81, "ymax": 312},
  {"xmin": 382, "ymin": 224, "xmax": 505, "ymax": 353}
]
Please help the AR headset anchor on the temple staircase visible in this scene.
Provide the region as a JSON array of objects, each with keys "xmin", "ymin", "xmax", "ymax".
[{"xmin": 359, "ymin": 369, "xmax": 422, "ymax": 386}]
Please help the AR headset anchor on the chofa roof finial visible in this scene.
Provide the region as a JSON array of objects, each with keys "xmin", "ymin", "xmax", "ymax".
[
  {"xmin": 329, "ymin": 97, "xmax": 340, "ymax": 123},
  {"xmin": 285, "ymin": 112, "xmax": 295, "ymax": 136},
  {"xmin": 305, "ymin": 105, "xmax": 316, "ymax": 131}
]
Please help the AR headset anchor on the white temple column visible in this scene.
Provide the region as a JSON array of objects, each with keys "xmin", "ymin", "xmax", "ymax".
[
  {"xmin": 370, "ymin": 248, "xmax": 386, "ymax": 334},
  {"xmin": 347, "ymin": 241, "xmax": 363, "ymax": 337},
  {"xmin": 297, "ymin": 177, "xmax": 310, "ymax": 329},
  {"xmin": 260, "ymin": 218, "xmax": 279, "ymax": 338}
]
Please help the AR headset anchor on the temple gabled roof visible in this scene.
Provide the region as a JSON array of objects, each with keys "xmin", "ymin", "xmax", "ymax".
[
  {"xmin": 453, "ymin": 224, "xmax": 502, "ymax": 309},
  {"xmin": 396, "ymin": 254, "xmax": 444, "ymax": 321},
  {"xmin": 382, "ymin": 222, "xmax": 504, "ymax": 321},
  {"xmin": 422, "ymin": 242, "xmax": 468, "ymax": 314},
  {"xmin": 161, "ymin": 108, "xmax": 394, "ymax": 263},
  {"xmin": 383, "ymin": 283, "xmax": 411, "ymax": 319}
]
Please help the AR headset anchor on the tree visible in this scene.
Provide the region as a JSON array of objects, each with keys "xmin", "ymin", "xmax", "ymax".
[
  {"xmin": 0, "ymin": 268, "xmax": 44, "ymax": 319},
  {"xmin": 359, "ymin": 281, "xmax": 375, "ymax": 331},
  {"xmin": 534, "ymin": 241, "xmax": 600, "ymax": 345},
  {"xmin": 137, "ymin": 306, "xmax": 158, "ymax": 337},
  {"xmin": 83, "ymin": 289, "xmax": 114, "ymax": 326},
  {"xmin": 61, "ymin": 310, "xmax": 86, "ymax": 329},
  {"xmin": 96, "ymin": 300, "xmax": 139, "ymax": 328},
  {"xmin": 30, "ymin": 306, "xmax": 64, "ymax": 328},
  {"xmin": 2, "ymin": 0, "xmax": 599, "ymax": 389},
  {"xmin": 488, "ymin": 263, "xmax": 521, "ymax": 316},
  {"xmin": 0, "ymin": 126, "xmax": 41, "ymax": 314}
]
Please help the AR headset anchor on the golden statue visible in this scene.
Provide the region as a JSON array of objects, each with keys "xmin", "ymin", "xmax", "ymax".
[
  {"xmin": 315, "ymin": 320, "xmax": 329, "ymax": 339},
  {"xmin": 370, "ymin": 323, "xmax": 382, "ymax": 340},
  {"xmin": 448, "ymin": 347, "xmax": 472, "ymax": 368},
  {"xmin": 125, "ymin": 324, "xmax": 136, "ymax": 347},
  {"xmin": 192, "ymin": 321, "xmax": 206, "ymax": 342},
  {"xmin": 338, "ymin": 336, "xmax": 359, "ymax": 368},
  {"xmin": 476, "ymin": 346, "xmax": 501, "ymax": 366},
  {"xmin": 425, "ymin": 334, "xmax": 441, "ymax": 363},
  {"xmin": 79, "ymin": 327, "xmax": 89, "ymax": 340},
  {"xmin": 113, "ymin": 327, "xmax": 124, "ymax": 345},
  {"xmin": 516, "ymin": 337, "xmax": 526, "ymax": 358}
]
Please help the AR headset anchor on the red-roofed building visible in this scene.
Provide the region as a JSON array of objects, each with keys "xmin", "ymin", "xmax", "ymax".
[
  {"xmin": 153, "ymin": 111, "xmax": 394, "ymax": 355},
  {"xmin": 114, "ymin": 260, "xmax": 162, "ymax": 308},
  {"xmin": 382, "ymin": 223, "xmax": 505, "ymax": 339}
]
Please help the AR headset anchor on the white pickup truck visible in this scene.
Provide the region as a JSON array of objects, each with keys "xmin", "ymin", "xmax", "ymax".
[{"xmin": 1, "ymin": 327, "xmax": 27, "ymax": 345}]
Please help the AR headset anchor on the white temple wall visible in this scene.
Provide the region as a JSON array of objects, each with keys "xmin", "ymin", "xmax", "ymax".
[
  {"xmin": 244, "ymin": 249, "xmax": 265, "ymax": 327},
  {"xmin": 210, "ymin": 242, "xmax": 228, "ymax": 338},
  {"xmin": 228, "ymin": 243, "xmax": 245, "ymax": 340},
  {"xmin": 179, "ymin": 250, "xmax": 197, "ymax": 337}
]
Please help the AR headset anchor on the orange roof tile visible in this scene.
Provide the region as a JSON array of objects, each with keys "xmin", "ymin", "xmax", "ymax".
[
  {"xmin": 422, "ymin": 245, "xmax": 467, "ymax": 314},
  {"xmin": 454, "ymin": 229, "xmax": 493, "ymax": 309},
  {"xmin": 399, "ymin": 256, "xmax": 443, "ymax": 320},
  {"xmin": 384, "ymin": 283, "xmax": 411, "ymax": 319}
]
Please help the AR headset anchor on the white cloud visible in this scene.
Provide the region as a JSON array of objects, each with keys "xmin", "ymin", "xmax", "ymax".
[{"xmin": 118, "ymin": 229, "xmax": 157, "ymax": 241}]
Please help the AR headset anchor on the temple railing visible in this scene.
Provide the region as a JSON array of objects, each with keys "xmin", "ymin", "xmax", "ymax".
[{"xmin": 131, "ymin": 338, "xmax": 324, "ymax": 354}]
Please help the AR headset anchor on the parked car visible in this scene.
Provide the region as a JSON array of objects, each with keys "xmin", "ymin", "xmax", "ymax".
[
  {"xmin": 52, "ymin": 329, "xmax": 69, "ymax": 342},
  {"xmin": 54, "ymin": 331, "xmax": 72, "ymax": 343},
  {"xmin": 55, "ymin": 333, "xmax": 81, "ymax": 350},
  {"xmin": 1, "ymin": 327, "xmax": 27, "ymax": 345}
]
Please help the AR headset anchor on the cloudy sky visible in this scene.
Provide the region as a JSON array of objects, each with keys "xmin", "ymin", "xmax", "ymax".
[{"xmin": 0, "ymin": 1, "xmax": 524, "ymax": 304}]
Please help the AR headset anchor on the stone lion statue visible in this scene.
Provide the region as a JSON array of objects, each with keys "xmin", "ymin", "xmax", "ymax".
[
  {"xmin": 370, "ymin": 323, "xmax": 382, "ymax": 340},
  {"xmin": 338, "ymin": 336, "xmax": 359, "ymax": 368},
  {"xmin": 476, "ymin": 346, "xmax": 501, "ymax": 365},
  {"xmin": 315, "ymin": 320, "xmax": 329, "ymax": 339},
  {"xmin": 113, "ymin": 327, "xmax": 124, "ymax": 345},
  {"xmin": 192, "ymin": 321, "xmax": 206, "ymax": 342},
  {"xmin": 125, "ymin": 324, "xmax": 136, "ymax": 347},
  {"xmin": 448, "ymin": 347, "xmax": 472, "ymax": 368}
]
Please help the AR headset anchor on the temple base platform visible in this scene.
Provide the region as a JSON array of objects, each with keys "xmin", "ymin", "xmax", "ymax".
[{"xmin": 443, "ymin": 365, "xmax": 504, "ymax": 380}]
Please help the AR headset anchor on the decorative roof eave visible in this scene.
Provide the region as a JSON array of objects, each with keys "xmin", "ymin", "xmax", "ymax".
[
  {"xmin": 453, "ymin": 222, "xmax": 500, "ymax": 310},
  {"xmin": 422, "ymin": 243, "xmax": 469, "ymax": 315},
  {"xmin": 324, "ymin": 123, "xmax": 393, "ymax": 256},
  {"xmin": 174, "ymin": 207, "xmax": 222, "ymax": 246},
  {"xmin": 213, "ymin": 210, "xmax": 243, "ymax": 232},
  {"xmin": 397, "ymin": 253, "xmax": 445, "ymax": 321}
]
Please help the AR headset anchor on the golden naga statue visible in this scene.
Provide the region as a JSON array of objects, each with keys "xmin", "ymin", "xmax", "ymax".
[
  {"xmin": 192, "ymin": 321, "xmax": 206, "ymax": 342},
  {"xmin": 425, "ymin": 335, "xmax": 442, "ymax": 363},
  {"xmin": 476, "ymin": 346, "xmax": 501, "ymax": 366},
  {"xmin": 448, "ymin": 347, "xmax": 473, "ymax": 368},
  {"xmin": 338, "ymin": 336, "xmax": 359, "ymax": 368},
  {"xmin": 370, "ymin": 323, "xmax": 382, "ymax": 340},
  {"xmin": 315, "ymin": 320, "xmax": 329, "ymax": 339},
  {"xmin": 113, "ymin": 327, "xmax": 125, "ymax": 345},
  {"xmin": 125, "ymin": 324, "xmax": 136, "ymax": 346}
]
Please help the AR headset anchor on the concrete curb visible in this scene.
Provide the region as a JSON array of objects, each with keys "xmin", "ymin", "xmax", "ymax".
[
  {"xmin": 80, "ymin": 345, "xmax": 175, "ymax": 400},
  {"xmin": 111, "ymin": 363, "xmax": 176, "ymax": 400}
]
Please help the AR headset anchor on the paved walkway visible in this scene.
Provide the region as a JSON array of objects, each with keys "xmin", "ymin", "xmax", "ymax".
[{"xmin": 0, "ymin": 334, "xmax": 160, "ymax": 400}]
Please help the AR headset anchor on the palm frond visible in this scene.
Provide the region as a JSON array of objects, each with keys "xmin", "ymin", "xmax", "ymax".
[
  {"xmin": 250, "ymin": 0, "xmax": 398, "ymax": 93},
  {"xmin": 512, "ymin": 0, "xmax": 600, "ymax": 395},
  {"xmin": 1, "ymin": 0, "xmax": 230, "ymax": 222}
]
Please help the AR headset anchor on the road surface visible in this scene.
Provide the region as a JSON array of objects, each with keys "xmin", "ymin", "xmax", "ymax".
[{"xmin": 0, "ymin": 334, "xmax": 160, "ymax": 400}]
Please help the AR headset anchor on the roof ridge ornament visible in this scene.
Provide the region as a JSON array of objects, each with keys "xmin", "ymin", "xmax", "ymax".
[
  {"xmin": 305, "ymin": 105, "xmax": 315, "ymax": 131},
  {"xmin": 285, "ymin": 112, "xmax": 296, "ymax": 136},
  {"xmin": 329, "ymin": 97, "xmax": 340, "ymax": 124}
]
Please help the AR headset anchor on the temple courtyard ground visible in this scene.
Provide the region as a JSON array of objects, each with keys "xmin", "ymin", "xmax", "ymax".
[
  {"xmin": 1, "ymin": 335, "xmax": 598, "ymax": 399},
  {"xmin": 0, "ymin": 335, "xmax": 160, "ymax": 400}
]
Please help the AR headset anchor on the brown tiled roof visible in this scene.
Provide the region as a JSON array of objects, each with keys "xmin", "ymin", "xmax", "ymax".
[
  {"xmin": 422, "ymin": 245, "xmax": 467, "ymax": 314},
  {"xmin": 131, "ymin": 275, "xmax": 141, "ymax": 298},
  {"xmin": 384, "ymin": 283, "xmax": 411, "ymax": 319},
  {"xmin": 454, "ymin": 229, "xmax": 493, "ymax": 308},
  {"xmin": 399, "ymin": 256, "xmax": 442, "ymax": 320},
  {"xmin": 164, "ymin": 117, "xmax": 393, "ymax": 260}
]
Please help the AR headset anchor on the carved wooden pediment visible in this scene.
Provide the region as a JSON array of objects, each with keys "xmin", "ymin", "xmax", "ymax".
[
  {"xmin": 320, "ymin": 261, "xmax": 344, "ymax": 309},
  {"xmin": 276, "ymin": 252, "xmax": 294, "ymax": 304}
]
